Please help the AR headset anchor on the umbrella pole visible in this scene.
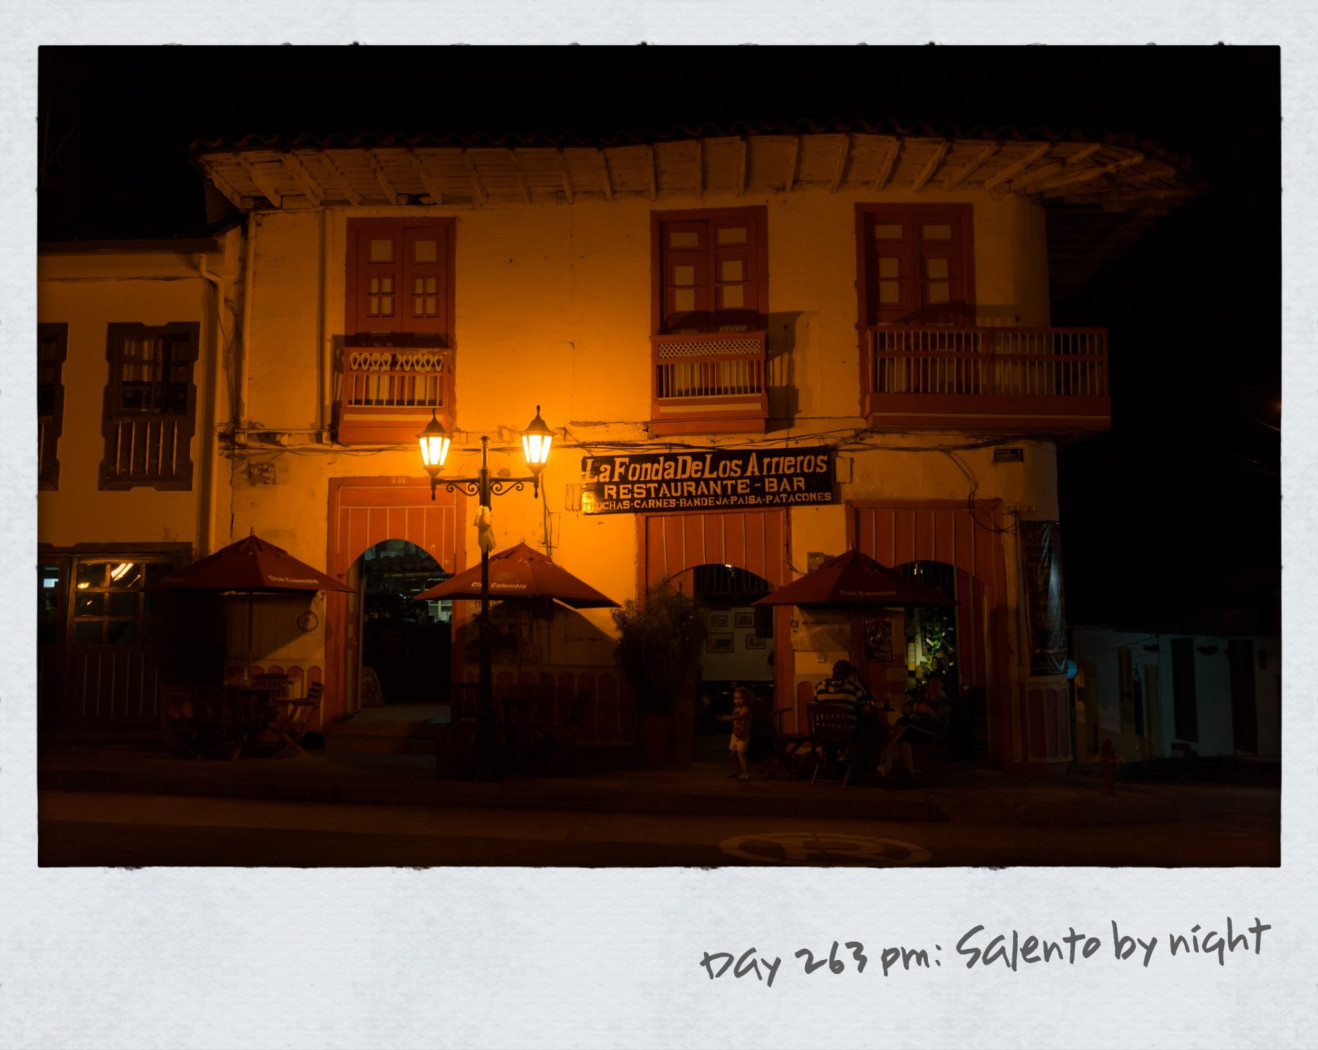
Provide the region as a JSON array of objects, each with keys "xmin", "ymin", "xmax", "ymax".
[{"xmin": 246, "ymin": 596, "xmax": 254, "ymax": 682}]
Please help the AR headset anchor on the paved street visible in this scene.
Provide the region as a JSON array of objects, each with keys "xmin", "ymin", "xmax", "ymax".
[{"xmin": 38, "ymin": 790, "xmax": 1279, "ymax": 867}]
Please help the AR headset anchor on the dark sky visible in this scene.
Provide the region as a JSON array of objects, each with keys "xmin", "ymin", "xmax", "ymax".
[{"xmin": 37, "ymin": 45, "xmax": 1281, "ymax": 632}]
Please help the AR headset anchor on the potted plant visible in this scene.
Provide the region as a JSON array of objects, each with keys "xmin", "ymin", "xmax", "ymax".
[{"xmin": 612, "ymin": 580, "xmax": 708, "ymax": 765}]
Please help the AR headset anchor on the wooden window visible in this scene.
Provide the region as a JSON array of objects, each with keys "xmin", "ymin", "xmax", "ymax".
[
  {"xmin": 653, "ymin": 207, "xmax": 767, "ymax": 334},
  {"xmin": 346, "ymin": 218, "xmax": 455, "ymax": 343},
  {"xmin": 99, "ymin": 323, "xmax": 199, "ymax": 490},
  {"xmin": 38, "ymin": 323, "xmax": 68, "ymax": 490},
  {"xmin": 858, "ymin": 204, "xmax": 975, "ymax": 327},
  {"xmin": 69, "ymin": 559, "xmax": 173, "ymax": 647}
]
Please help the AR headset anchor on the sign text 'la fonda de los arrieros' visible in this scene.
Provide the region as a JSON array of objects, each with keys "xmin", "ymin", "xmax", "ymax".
[{"xmin": 580, "ymin": 447, "xmax": 835, "ymax": 515}]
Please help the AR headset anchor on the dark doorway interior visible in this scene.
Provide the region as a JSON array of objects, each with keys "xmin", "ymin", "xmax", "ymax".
[
  {"xmin": 360, "ymin": 540, "xmax": 450, "ymax": 705},
  {"xmin": 688, "ymin": 563, "xmax": 775, "ymax": 760}
]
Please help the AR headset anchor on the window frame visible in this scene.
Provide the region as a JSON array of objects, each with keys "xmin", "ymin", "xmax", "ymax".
[
  {"xmin": 855, "ymin": 203, "xmax": 976, "ymax": 329},
  {"xmin": 651, "ymin": 206, "xmax": 769, "ymax": 336},
  {"xmin": 38, "ymin": 322, "xmax": 68, "ymax": 490},
  {"xmin": 339, "ymin": 218, "xmax": 458, "ymax": 442},
  {"xmin": 98, "ymin": 321, "xmax": 200, "ymax": 491},
  {"xmin": 345, "ymin": 217, "xmax": 456, "ymax": 346}
]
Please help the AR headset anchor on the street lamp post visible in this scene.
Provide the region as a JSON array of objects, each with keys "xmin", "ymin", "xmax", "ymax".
[{"xmin": 418, "ymin": 407, "xmax": 554, "ymax": 780}]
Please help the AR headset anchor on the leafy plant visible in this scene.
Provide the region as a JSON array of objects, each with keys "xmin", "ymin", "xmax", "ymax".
[
  {"xmin": 612, "ymin": 580, "xmax": 708, "ymax": 714},
  {"xmin": 911, "ymin": 605, "xmax": 957, "ymax": 681}
]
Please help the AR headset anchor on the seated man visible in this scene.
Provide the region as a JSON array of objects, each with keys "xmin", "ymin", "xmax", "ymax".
[
  {"xmin": 813, "ymin": 659, "xmax": 880, "ymax": 765},
  {"xmin": 878, "ymin": 674, "xmax": 951, "ymax": 785}
]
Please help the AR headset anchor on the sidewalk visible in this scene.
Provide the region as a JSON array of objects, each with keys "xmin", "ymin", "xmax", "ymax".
[{"xmin": 37, "ymin": 728, "xmax": 1281, "ymax": 829}]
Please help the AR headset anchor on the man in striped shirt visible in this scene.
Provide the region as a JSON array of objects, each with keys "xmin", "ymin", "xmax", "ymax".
[
  {"xmin": 812, "ymin": 659, "xmax": 885, "ymax": 773},
  {"xmin": 813, "ymin": 660, "xmax": 876, "ymax": 726}
]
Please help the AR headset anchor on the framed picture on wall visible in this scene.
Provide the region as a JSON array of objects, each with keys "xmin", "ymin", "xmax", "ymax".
[
  {"xmin": 710, "ymin": 613, "xmax": 729, "ymax": 628},
  {"xmin": 707, "ymin": 633, "xmax": 734, "ymax": 653},
  {"xmin": 734, "ymin": 612, "xmax": 755, "ymax": 628},
  {"xmin": 745, "ymin": 633, "xmax": 766, "ymax": 649},
  {"xmin": 863, "ymin": 617, "xmax": 895, "ymax": 663}
]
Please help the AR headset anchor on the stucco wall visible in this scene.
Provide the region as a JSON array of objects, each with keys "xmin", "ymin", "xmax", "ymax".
[
  {"xmin": 37, "ymin": 251, "xmax": 217, "ymax": 548},
  {"xmin": 240, "ymin": 189, "xmax": 1050, "ymax": 434},
  {"xmin": 1071, "ymin": 628, "xmax": 1282, "ymax": 760},
  {"xmin": 39, "ymin": 185, "xmax": 1067, "ymax": 752}
]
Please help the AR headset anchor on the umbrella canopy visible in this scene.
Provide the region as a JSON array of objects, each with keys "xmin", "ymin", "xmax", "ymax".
[
  {"xmin": 150, "ymin": 532, "xmax": 351, "ymax": 681},
  {"xmin": 754, "ymin": 548, "xmax": 956, "ymax": 607},
  {"xmin": 152, "ymin": 532, "xmax": 352, "ymax": 595},
  {"xmin": 413, "ymin": 542, "xmax": 618, "ymax": 608}
]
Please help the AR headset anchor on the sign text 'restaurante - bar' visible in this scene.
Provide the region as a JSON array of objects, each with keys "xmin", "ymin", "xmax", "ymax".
[{"xmin": 581, "ymin": 447, "xmax": 835, "ymax": 515}]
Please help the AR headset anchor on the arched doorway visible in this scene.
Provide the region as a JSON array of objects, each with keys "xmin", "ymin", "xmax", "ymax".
[
  {"xmin": 899, "ymin": 559, "xmax": 980, "ymax": 759},
  {"xmin": 326, "ymin": 476, "xmax": 463, "ymax": 725},
  {"xmin": 358, "ymin": 540, "xmax": 450, "ymax": 707},
  {"xmin": 851, "ymin": 501, "xmax": 1009, "ymax": 766},
  {"xmin": 674, "ymin": 563, "xmax": 775, "ymax": 757},
  {"xmin": 638, "ymin": 509, "xmax": 793, "ymax": 760}
]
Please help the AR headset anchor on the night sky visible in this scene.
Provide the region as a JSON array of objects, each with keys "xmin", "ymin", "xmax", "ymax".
[{"xmin": 37, "ymin": 45, "xmax": 1281, "ymax": 633}]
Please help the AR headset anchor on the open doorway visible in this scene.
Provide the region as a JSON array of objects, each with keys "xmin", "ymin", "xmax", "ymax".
[
  {"xmin": 899, "ymin": 559, "xmax": 981, "ymax": 758},
  {"xmin": 359, "ymin": 540, "xmax": 450, "ymax": 706},
  {"xmin": 685, "ymin": 563, "xmax": 775, "ymax": 759}
]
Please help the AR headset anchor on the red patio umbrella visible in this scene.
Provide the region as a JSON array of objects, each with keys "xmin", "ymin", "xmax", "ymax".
[
  {"xmin": 414, "ymin": 543, "xmax": 617, "ymax": 701},
  {"xmin": 151, "ymin": 531, "xmax": 352, "ymax": 680},
  {"xmin": 413, "ymin": 542, "xmax": 618, "ymax": 608},
  {"xmin": 754, "ymin": 548, "xmax": 956, "ymax": 607}
]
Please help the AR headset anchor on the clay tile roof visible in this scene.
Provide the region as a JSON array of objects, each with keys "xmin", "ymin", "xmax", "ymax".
[{"xmin": 192, "ymin": 119, "xmax": 1203, "ymax": 301}]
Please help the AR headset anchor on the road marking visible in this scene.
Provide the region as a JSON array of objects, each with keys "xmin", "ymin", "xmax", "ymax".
[{"xmin": 718, "ymin": 830, "xmax": 932, "ymax": 866}]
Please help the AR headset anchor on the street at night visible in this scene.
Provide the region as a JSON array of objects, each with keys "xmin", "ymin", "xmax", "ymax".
[{"xmin": 39, "ymin": 790, "xmax": 1279, "ymax": 868}]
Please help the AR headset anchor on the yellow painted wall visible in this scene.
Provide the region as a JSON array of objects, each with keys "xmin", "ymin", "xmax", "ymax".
[
  {"xmin": 39, "ymin": 183, "xmax": 1065, "ymax": 740},
  {"xmin": 228, "ymin": 188, "xmax": 1055, "ymax": 590},
  {"xmin": 36, "ymin": 247, "xmax": 229, "ymax": 549}
]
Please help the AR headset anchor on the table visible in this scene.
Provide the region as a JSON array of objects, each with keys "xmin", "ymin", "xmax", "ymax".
[{"xmin": 224, "ymin": 683, "xmax": 286, "ymax": 757}]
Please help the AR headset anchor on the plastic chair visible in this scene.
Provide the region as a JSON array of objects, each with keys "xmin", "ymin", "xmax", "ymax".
[
  {"xmin": 524, "ymin": 689, "xmax": 592, "ymax": 774},
  {"xmin": 195, "ymin": 684, "xmax": 244, "ymax": 761},
  {"xmin": 435, "ymin": 682, "xmax": 481, "ymax": 779},
  {"xmin": 757, "ymin": 705, "xmax": 813, "ymax": 779},
  {"xmin": 265, "ymin": 681, "xmax": 322, "ymax": 758},
  {"xmin": 159, "ymin": 683, "xmax": 199, "ymax": 758},
  {"xmin": 808, "ymin": 702, "xmax": 856, "ymax": 787}
]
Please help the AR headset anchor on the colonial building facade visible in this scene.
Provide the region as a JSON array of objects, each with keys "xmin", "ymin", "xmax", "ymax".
[{"xmin": 37, "ymin": 122, "xmax": 1197, "ymax": 772}]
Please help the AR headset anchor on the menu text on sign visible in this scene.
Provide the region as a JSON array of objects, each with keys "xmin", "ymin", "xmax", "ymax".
[{"xmin": 580, "ymin": 447, "xmax": 835, "ymax": 515}]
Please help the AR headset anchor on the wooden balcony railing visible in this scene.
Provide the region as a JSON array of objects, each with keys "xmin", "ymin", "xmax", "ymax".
[
  {"xmin": 865, "ymin": 326, "xmax": 1110, "ymax": 432},
  {"xmin": 98, "ymin": 415, "xmax": 193, "ymax": 489},
  {"xmin": 650, "ymin": 331, "xmax": 768, "ymax": 435},
  {"xmin": 337, "ymin": 346, "xmax": 454, "ymax": 444}
]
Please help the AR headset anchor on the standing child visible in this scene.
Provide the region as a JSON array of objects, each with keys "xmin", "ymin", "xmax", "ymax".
[{"xmin": 717, "ymin": 686, "xmax": 755, "ymax": 780}]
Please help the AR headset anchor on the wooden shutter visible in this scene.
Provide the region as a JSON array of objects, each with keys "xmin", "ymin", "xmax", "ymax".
[
  {"xmin": 655, "ymin": 207, "xmax": 766, "ymax": 334},
  {"xmin": 861, "ymin": 204, "xmax": 974, "ymax": 326},
  {"xmin": 347, "ymin": 219, "xmax": 453, "ymax": 341}
]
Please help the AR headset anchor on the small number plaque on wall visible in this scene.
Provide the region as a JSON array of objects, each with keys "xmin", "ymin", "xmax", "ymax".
[{"xmin": 994, "ymin": 447, "xmax": 1025, "ymax": 463}]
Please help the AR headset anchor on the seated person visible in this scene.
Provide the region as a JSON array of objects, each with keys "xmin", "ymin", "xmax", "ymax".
[
  {"xmin": 813, "ymin": 660, "xmax": 875, "ymax": 724},
  {"xmin": 813, "ymin": 659, "xmax": 881, "ymax": 764},
  {"xmin": 878, "ymin": 674, "xmax": 951, "ymax": 784}
]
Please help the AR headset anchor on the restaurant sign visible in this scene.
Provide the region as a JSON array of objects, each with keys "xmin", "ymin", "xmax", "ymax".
[{"xmin": 581, "ymin": 447, "xmax": 835, "ymax": 515}]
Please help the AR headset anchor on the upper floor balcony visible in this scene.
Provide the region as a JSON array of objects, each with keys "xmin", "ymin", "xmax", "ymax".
[
  {"xmin": 650, "ymin": 331, "xmax": 768, "ymax": 436},
  {"xmin": 335, "ymin": 343, "xmax": 454, "ymax": 445},
  {"xmin": 863, "ymin": 326, "xmax": 1110, "ymax": 436}
]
